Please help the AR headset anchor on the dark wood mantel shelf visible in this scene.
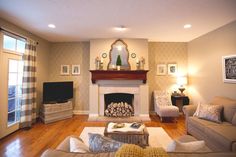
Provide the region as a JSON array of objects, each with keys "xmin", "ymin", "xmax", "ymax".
[{"xmin": 90, "ymin": 70, "xmax": 149, "ymax": 84}]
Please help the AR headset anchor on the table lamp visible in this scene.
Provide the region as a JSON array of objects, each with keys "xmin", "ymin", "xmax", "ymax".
[{"xmin": 177, "ymin": 76, "xmax": 188, "ymax": 95}]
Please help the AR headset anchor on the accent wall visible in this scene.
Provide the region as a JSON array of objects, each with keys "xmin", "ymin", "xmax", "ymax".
[{"xmin": 188, "ymin": 21, "xmax": 236, "ymax": 104}]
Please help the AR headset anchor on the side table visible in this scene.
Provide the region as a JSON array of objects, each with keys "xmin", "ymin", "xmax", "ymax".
[{"xmin": 171, "ymin": 95, "xmax": 189, "ymax": 112}]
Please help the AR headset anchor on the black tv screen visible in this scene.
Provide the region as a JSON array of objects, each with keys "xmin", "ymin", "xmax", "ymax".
[{"xmin": 43, "ymin": 81, "xmax": 73, "ymax": 103}]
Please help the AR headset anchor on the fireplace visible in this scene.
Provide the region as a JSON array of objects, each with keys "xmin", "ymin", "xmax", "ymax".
[
  {"xmin": 104, "ymin": 93, "xmax": 134, "ymax": 117},
  {"xmin": 89, "ymin": 80, "xmax": 150, "ymax": 121}
]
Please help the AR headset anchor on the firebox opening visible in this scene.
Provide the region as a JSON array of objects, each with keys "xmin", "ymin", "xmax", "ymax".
[{"xmin": 104, "ymin": 93, "xmax": 134, "ymax": 117}]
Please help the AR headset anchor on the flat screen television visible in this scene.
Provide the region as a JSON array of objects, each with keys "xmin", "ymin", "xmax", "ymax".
[{"xmin": 43, "ymin": 81, "xmax": 73, "ymax": 103}]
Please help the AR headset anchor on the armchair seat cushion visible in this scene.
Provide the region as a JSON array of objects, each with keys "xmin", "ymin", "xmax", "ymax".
[
  {"xmin": 158, "ymin": 106, "xmax": 179, "ymax": 117},
  {"xmin": 154, "ymin": 90, "xmax": 179, "ymax": 119}
]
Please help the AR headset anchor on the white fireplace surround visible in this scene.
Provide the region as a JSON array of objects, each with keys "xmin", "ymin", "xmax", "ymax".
[
  {"xmin": 99, "ymin": 86, "xmax": 140, "ymax": 116},
  {"xmin": 89, "ymin": 80, "xmax": 150, "ymax": 121}
]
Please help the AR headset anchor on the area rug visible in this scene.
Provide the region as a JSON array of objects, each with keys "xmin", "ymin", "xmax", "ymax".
[{"xmin": 79, "ymin": 127, "xmax": 172, "ymax": 150}]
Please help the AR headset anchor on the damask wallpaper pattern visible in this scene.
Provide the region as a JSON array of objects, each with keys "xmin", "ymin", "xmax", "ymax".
[
  {"xmin": 148, "ymin": 42, "xmax": 188, "ymax": 111},
  {"xmin": 48, "ymin": 42, "xmax": 187, "ymax": 113},
  {"xmin": 49, "ymin": 42, "xmax": 90, "ymax": 112}
]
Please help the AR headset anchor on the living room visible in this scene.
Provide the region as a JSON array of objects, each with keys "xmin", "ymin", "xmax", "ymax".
[{"xmin": 0, "ymin": 0, "xmax": 236, "ymax": 157}]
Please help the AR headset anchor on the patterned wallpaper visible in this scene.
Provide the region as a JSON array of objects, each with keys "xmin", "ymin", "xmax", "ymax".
[
  {"xmin": 48, "ymin": 42, "xmax": 187, "ymax": 113},
  {"xmin": 49, "ymin": 42, "xmax": 90, "ymax": 112},
  {"xmin": 148, "ymin": 42, "xmax": 188, "ymax": 111}
]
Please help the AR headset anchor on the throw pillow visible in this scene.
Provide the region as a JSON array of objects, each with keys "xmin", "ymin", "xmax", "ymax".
[
  {"xmin": 88, "ymin": 133, "xmax": 123, "ymax": 153},
  {"xmin": 166, "ymin": 140, "xmax": 205, "ymax": 152},
  {"xmin": 193, "ymin": 102, "xmax": 201, "ymax": 117},
  {"xmin": 115, "ymin": 144, "xmax": 144, "ymax": 157},
  {"xmin": 198, "ymin": 104, "xmax": 223, "ymax": 123},
  {"xmin": 232, "ymin": 113, "xmax": 236, "ymax": 126},
  {"xmin": 69, "ymin": 137, "xmax": 90, "ymax": 153},
  {"xmin": 115, "ymin": 144, "xmax": 168, "ymax": 157}
]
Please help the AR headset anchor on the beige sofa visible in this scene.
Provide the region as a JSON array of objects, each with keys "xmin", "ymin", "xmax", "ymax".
[
  {"xmin": 183, "ymin": 96, "xmax": 236, "ymax": 152},
  {"xmin": 41, "ymin": 135, "xmax": 236, "ymax": 157}
]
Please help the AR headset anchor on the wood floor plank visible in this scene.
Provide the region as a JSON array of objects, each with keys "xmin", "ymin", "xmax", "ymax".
[{"xmin": 0, "ymin": 115, "xmax": 186, "ymax": 157}]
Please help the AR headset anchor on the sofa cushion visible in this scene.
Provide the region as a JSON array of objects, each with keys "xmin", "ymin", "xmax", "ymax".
[
  {"xmin": 197, "ymin": 104, "xmax": 223, "ymax": 123},
  {"xmin": 210, "ymin": 96, "xmax": 236, "ymax": 123},
  {"xmin": 205, "ymin": 125, "xmax": 236, "ymax": 151},
  {"xmin": 88, "ymin": 133, "xmax": 123, "ymax": 153},
  {"xmin": 188, "ymin": 117, "xmax": 231, "ymax": 133},
  {"xmin": 167, "ymin": 140, "xmax": 206, "ymax": 152}
]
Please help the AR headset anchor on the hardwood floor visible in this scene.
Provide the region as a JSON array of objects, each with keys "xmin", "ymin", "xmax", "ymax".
[{"xmin": 0, "ymin": 115, "xmax": 186, "ymax": 157}]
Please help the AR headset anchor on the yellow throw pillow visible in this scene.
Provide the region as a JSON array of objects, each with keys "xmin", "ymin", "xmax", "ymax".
[{"xmin": 115, "ymin": 144, "xmax": 168, "ymax": 157}]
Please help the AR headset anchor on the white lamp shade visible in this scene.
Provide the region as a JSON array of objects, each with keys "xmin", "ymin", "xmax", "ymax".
[{"xmin": 177, "ymin": 76, "xmax": 188, "ymax": 86}]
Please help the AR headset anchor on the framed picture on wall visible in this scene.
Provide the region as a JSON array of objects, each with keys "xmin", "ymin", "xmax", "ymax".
[
  {"xmin": 60, "ymin": 65, "xmax": 70, "ymax": 75},
  {"xmin": 156, "ymin": 64, "xmax": 166, "ymax": 75},
  {"xmin": 222, "ymin": 55, "xmax": 236, "ymax": 83},
  {"xmin": 168, "ymin": 64, "xmax": 177, "ymax": 75},
  {"xmin": 72, "ymin": 65, "xmax": 80, "ymax": 75}
]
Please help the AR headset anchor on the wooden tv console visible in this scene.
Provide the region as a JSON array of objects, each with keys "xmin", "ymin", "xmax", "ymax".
[{"xmin": 40, "ymin": 101, "xmax": 73, "ymax": 124}]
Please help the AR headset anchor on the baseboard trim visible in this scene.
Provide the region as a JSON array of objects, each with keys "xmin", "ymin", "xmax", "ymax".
[
  {"xmin": 149, "ymin": 111, "xmax": 156, "ymax": 115},
  {"xmin": 139, "ymin": 114, "xmax": 149, "ymax": 117},
  {"xmin": 73, "ymin": 110, "xmax": 89, "ymax": 115}
]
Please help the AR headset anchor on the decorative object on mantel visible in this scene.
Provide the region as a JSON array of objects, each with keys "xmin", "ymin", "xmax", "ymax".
[
  {"xmin": 222, "ymin": 55, "xmax": 236, "ymax": 83},
  {"xmin": 131, "ymin": 53, "xmax": 136, "ymax": 58},
  {"xmin": 102, "ymin": 52, "xmax": 107, "ymax": 58},
  {"xmin": 156, "ymin": 64, "xmax": 166, "ymax": 75},
  {"xmin": 72, "ymin": 65, "xmax": 80, "ymax": 75},
  {"xmin": 136, "ymin": 57, "xmax": 145, "ymax": 70},
  {"xmin": 90, "ymin": 70, "xmax": 149, "ymax": 83},
  {"xmin": 107, "ymin": 39, "xmax": 131, "ymax": 70},
  {"xmin": 139, "ymin": 57, "xmax": 145, "ymax": 70},
  {"xmin": 116, "ymin": 54, "xmax": 122, "ymax": 70},
  {"xmin": 95, "ymin": 57, "xmax": 103, "ymax": 70},
  {"xmin": 136, "ymin": 58, "xmax": 140, "ymax": 70},
  {"xmin": 177, "ymin": 76, "xmax": 188, "ymax": 95},
  {"xmin": 61, "ymin": 65, "xmax": 70, "ymax": 75},
  {"xmin": 168, "ymin": 64, "xmax": 177, "ymax": 75}
]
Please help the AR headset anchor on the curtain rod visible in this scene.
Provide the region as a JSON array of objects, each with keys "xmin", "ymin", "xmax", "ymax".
[{"xmin": 0, "ymin": 27, "xmax": 39, "ymax": 45}]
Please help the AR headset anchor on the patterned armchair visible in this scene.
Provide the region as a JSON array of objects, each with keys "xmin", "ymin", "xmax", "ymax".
[{"xmin": 154, "ymin": 90, "xmax": 179, "ymax": 122}]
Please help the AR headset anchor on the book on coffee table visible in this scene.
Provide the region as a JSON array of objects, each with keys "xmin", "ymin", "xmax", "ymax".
[{"xmin": 107, "ymin": 122, "xmax": 145, "ymax": 133}]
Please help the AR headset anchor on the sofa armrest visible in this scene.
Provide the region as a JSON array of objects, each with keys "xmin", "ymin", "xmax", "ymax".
[{"xmin": 183, "ymin": 105, "xmax": 197, "ymax": 118}]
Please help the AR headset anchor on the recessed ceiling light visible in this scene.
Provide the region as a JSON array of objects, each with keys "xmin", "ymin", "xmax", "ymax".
[
  {"xmin": 114, "ymin": 26, "xmax": 127, "ymax": 31},
  {"xmin": 48, "ymin": 24, "xmax": 56, "ymax": 28},
  {"xmin": 184, "ymin": 24, "xmax": 192, "ymax": 29}
]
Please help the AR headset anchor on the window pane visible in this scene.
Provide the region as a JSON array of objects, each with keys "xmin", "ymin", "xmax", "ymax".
[
  {"xmin": 17, "ymin": 85, "xmax": 22, "ymax": 96},
  {"xmin": 16, "ymin": 110, "xmax": 21, "ymax": 122},
  {"xmin": 18, "ymin": 61, "xmax": 24, "ymax": 73},
  {"xmin": 9, "ymin": 73, "xmax": 17, "ymax": 85},
  {"xmin": 3, "ymin": 35, "xmax": 16, "ymax": 51},
  {"xmin": 8, "ymin": 112, "xmax": 15, "ymax": 125},
  {"xmin": 8, "ymin": 98, "xmax": 16, "ymax": 112},
  {"xmin": 16, "ymin": 40, "xmax": 25, "ymax": 53},
  {"xmin": 16, "ymin": 97, "xmax": 22, "ymax": 109},
  {"xmin": 17, "ymin": 73, "xmax": 23, "ymax": 85},
  {"xmin": 8, "ymin": 85, "xmax": 16, "ymax": 99},
  {"xmin": 9, "ymin": 60, "xmax": 18, "ymax": 73}
]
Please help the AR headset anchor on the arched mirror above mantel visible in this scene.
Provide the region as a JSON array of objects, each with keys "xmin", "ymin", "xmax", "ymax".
[{"xmin": 107, "ymin": 39, "xmax": 131, "ymax": 70}]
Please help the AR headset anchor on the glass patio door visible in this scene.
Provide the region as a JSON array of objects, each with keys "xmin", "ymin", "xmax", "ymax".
[
  {"xmin": 0, "ymin": 32, "xmax": 25, "ymax": 139},
  {"xmin": 8, "ymin": 59, "xmax": 23, "ymax": 126}
]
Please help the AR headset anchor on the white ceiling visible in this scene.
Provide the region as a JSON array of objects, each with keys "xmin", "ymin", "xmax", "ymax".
[{"xmin": 0, "ymin": 0, "xmax": 236, "ymax": 42}]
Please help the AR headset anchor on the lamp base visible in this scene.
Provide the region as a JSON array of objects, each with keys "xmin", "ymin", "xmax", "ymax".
[{"xmin": 178, "ymin": 87, "xmax": 185, "ymax": 96}]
